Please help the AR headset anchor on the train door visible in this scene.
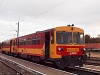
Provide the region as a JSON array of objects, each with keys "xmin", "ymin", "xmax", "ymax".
[
  {"xmin": 45, "ymin": 31, "xmax": 50, "ymax": 59},
  {"xmin": 10, "ymin": 39, "xmax": 16, "ymax": 53},
  {"xmin": 10, "ymin": 40, "xmax": 12, "ymax": 53}
]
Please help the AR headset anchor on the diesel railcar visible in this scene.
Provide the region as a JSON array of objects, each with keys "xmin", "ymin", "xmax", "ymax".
[{"xmin": 2, "ymin": 25, "xmax": 87, "ymax": 69}]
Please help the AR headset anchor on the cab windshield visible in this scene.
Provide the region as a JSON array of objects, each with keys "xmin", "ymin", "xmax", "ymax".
[
  {"xmin": 73, "ymin": 32, "xmax": 84, "ymax": 45},
  {"xmin": 56, "ymin": 31, "xmax": 84, "ymax": 45},
  {"xmin": 56, "ymin": 31, "xmax": 72, "ymax": 44}
]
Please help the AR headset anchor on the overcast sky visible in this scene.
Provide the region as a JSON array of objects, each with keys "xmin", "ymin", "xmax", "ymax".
[{"xmin": 0, "ymin": 0, "xmax": 100, "ymax": 42}]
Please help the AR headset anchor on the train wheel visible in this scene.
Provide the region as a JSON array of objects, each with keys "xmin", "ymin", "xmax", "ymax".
[
  {"xmin": 79, "ymin": 59, "xmax": 83, "ymax": 67},
  {"xmin": 16, "ymin": 53, "xmax": 20, "ymax": 58},
  {"xmin": 34, "ymin": 56, "xmax": 40, "ymax": 62},
  {"xmin": 27, "ymin": 55, "xmax": 32, "ymax": 61},
  {"xmin": 79, "ymin": 63, "xmax": 83, "ymax": 67},
  {"xmin": 31, "ymin": 56, "xmax": 40, "ymax": 63},
  {"xmin": 55, "ymin": 59, "xmax": 66, "ymax": 69},
  {"xmin": 2, "ymin": 51, "xmax": 4, "ymax": 53}
]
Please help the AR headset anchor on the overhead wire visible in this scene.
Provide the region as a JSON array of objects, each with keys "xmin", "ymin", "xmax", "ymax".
[
  {"xmin": 18, "ymin": 0, "xmax": 46, "ymax": 21},
  {"xmin": 9, "ymin": 23, "xmax": 17, "ymax": 32},
  {"xmin": 21, "ymin": 0, "xmax": 68, "ymax": 25},
  {"xmin": 33, "ymin": 0, "xmax": 68, "ymax": 19},
  {"xmin": 1, "ymin": 0, "xmax": 69, "ymax": 39},
  {"xmin": 18, "ymin": 0, "xmax": 49, "ymax": 32},
  {"xmin": 0, "ymin": 0, "xmax": 3, "ymax": 7},
  {"xmin": 19, "ymin": 0, "xmax": 68, "ymax": 34},
  {"xmin": 11, "ymin": 0, "xmax": 47, "ymax": 32}
]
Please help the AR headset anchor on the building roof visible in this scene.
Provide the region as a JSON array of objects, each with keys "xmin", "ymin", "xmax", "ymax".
[{"xmin": 85, "ymin": 43, "xmax": 100, "ymax": 49}]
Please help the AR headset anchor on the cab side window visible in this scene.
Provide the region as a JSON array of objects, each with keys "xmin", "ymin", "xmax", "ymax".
[{"xmin": 51, "ymin": 32, "xmax": 54, "ymax": 44}]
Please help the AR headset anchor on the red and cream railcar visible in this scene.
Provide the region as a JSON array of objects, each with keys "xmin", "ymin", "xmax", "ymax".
[
  {"xmin": 17, "ymin": 32, "xmax": 45, "ymax": 61},
  {"xmin": 2, "ymin": 40, "xmax": 10, "ymax": 54},
  {"xmin": 2, "ymin": 38, "xmax": 16, "ymax": 54},
  {"xmin": 2, "ymin": 25, "xmax": 87, "ymax": 69}
]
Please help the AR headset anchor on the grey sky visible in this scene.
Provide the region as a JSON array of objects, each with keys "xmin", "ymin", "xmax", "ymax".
[{"xmin": 0, "ymin": 0, "xmax": 100, "ymax": 42}]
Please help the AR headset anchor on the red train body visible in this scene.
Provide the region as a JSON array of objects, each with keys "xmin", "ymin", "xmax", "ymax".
[{"xmin": 2, "ymin": 25, "xmax": 87, "ymax": 69}]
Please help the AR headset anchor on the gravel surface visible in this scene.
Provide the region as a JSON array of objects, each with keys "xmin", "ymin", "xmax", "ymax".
[
  {"xmin": 0, "ymin": 53, "xmax": 72, "ymax": 75},
  {"xmin": 0, "ymin": 62, "xmax": 19, "ymax": 75}
]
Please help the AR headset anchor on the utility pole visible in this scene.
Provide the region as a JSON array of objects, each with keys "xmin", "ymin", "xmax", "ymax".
[
  {"xmin": 17, "ymin": 22, "xmax": 19, "ymax": 38},
  {"xmin": 16, "ymin": 22, "xmax": 19, "ymax": 51}
]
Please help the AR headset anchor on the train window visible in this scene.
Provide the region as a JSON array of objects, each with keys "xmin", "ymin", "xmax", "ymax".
[
  {"xmin": 32, "ymin": 36, "xmax": 36, "ymax": 45},
  {"xmin": 5, "ymin": 42, "xmax": 10, "ymax": 46},
  {"xmin": 27, "ymin": 38, "xmax": 31, "ymax": 45},
  {"xmin": 18, "ymin": 40, "xmax": 20, "ymax": 45},
  {"xmin": 51, "ymin": 31, "xmax": 54, "ymax": 44},
  {"xmin": 42, "ymin": 36, "xmax": 44, "ymax": 44},
  {"xmin": 56, "ymin": 31, "xmax": 72, "ymax": 44},
  {"xmin": 80, "ymin": 34, "xmax": 84, "ymax": 44},
  {"xmin": 19, "ymin": 40, "xmax": 23, "ymax": 46},
  {"xmin": 8, "ymin": 43, "xmax": 10, "ymax": 46},
  {"xmin": 29, "ymin": 38, "xmax": 31, "ymax": 45},
  {"xmin": 24, "ymin": 39, "xmax": 26, "ymax": 45},
  {"xmin": 21, "ymin": 41, "xmax": 23, "ymax": 45},
  {"xmin": 73, "ymin": 32, "xmax": 84, "ymax": 45},
  {"xmin": 4, "ymin": 43, "xmax": 5, "ymax": 46},
  {"xmin": 26, "ymin": 38, "xmax": 27, "ymax": 45},
  {"xmin": 37, "ymin": 36, "xmax": 40, "ymax": 45}
]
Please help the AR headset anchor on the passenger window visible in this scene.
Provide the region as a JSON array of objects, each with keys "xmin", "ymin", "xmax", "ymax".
[
  {"xmin": 27, "ymin": 38, "xmax": 31, "ymax": 45},
  {"xmin": 32, "ymin": 36, "xmax": 36, "ymax": 45},
  {"xmin": 42, "ymin": 36, "xmax": 44, "ymax": 44},
  {"xmin": 37, "ymin": 36, "xmax": 40, "ymax": 45},
  {"xmin": 24, "ymin": 39, "xmax": 26, "ymax": 45}
]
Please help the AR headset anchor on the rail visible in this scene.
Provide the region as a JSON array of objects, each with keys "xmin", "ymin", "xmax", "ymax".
[{"xmin": 0, "ymin": 56, "xmax": 45, "ymax": 75}]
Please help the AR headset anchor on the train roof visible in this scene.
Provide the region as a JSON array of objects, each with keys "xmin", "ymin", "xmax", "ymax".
[
  {"xmin": 14, "ymin": 25, "xmax": 84, "ymax": 38},
  {"xmin": 18, "ymin": 28, "xmax": 54, "ymax": 38},
  {"xmin": 55, "ymin": 26, "xmax": 83, "ymax": 30}
]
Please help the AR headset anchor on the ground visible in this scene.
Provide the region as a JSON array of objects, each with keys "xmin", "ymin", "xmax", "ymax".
[
  {"xmin": 86, "ymin": 52, "xmax": 100, "ymax": 58},
  {"xmin": 0, "ymin": 62, "xmax": 19, "ymax": 75}
]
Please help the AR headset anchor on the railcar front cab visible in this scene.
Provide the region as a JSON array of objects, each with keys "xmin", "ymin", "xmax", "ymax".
[
  {"xmin": 2, "ymin": 38, "xmax": 16, "ymax": 55},
  {"xmin": 49, "ymin": 25, "xmax": 87, "ymax": 69},
  {"xmin": 2, "ymin": 40, "xmax": 10, "ymax": 54}
]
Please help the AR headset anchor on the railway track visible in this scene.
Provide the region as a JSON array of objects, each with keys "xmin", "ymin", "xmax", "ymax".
[
  {"xmin": 66, "ymin": 66, "xmax": 100, "ymax": 75},
  {"xmin": 0, "ymin": 53, "xmax": 73, "ymax": 75},
  {"xmin": 0, "ymin": 56, "xmax": 45, "ymax": 75},
  {"xmin": 45, "ymin": 62, "xmax": 100, "ymax": 75},
  {"xmin": 0, "ymin": 60, "xmax": 22, "ymax": 75},
  {"xmin": 86, "ymin": 57, "xmax": 100, "ymax": 66},
  {"xmin": 88, "ymin": 57, "xmax": 100, "ymax": 61},
  {"xmin": 0, "ymin": 52, "xmax": 100, "ymax": 75},
  {"xmin": 42, "ymin": 61, "xmax": 100, "ymax": 75}
]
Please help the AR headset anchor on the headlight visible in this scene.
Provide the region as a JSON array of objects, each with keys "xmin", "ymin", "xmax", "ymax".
[
  {"xmin": 84, "ymin": 48, "xmax": 86, "ymax": 51},
  {"xmin": 58, "ymin": 47, "xmax": 61, "ymax": 51},
  {"xmin": 58, "ymin": 47, "xmax": 64, "ymax": 51},
  {"xmin": 81, "ymin": 48, "xmax": 86, "ymax": 51}
]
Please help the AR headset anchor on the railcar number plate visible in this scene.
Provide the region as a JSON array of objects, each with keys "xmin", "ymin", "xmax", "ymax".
[{"xmin": 67, "ymin": 48, "xmax": 79, "ymax": 52}]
